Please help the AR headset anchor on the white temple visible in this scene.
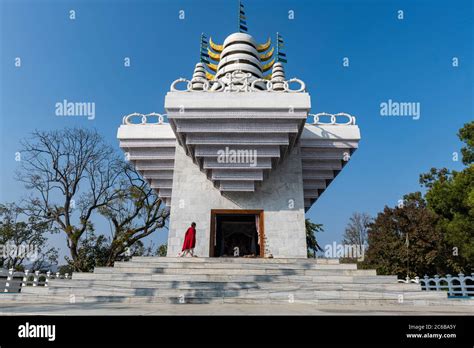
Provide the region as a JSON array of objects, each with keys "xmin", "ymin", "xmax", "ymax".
[{"xmin": 117, "ymin": 19, "xmax": 361, "ymax": 258}]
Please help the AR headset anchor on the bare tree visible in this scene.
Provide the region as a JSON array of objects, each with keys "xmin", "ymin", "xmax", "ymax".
[
  {"xmin": 98, "ymin": 163, "xmax": 169, "ymax": 266},
  {"xmin": 17, "ymin": 128, "xmax": 170, "ymax": 271},
  {"xmin": 342, "ymin": 212, "xmax": 371, "ymax": 247},
  {"xmin": 18, "ymin": 128, "xmax": 123, "ymax": 271}
]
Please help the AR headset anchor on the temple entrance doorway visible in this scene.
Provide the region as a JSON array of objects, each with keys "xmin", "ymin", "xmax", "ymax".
[{"xmin": 210, "ymin": 210, "xmax": 264, "ymax": 257}]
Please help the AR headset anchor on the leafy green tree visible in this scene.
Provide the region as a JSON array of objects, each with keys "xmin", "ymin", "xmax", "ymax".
[
  {"xmin": 64, "ymin": 232, "xmax": 157, "ymax": 272},
  {"xmin": 364, "ymin": 122, "xmax": 474, "ymax": 277},
  {"xmin": 420, "ymin": 167, "xmax": 474, "ymax": 272},
  {"xmin": 64, "ymin": 232, "xmax": 110, "ymax": 272},
  {"xmin": 419, "ymin": 121, "xmax": 474, "ymax": 273},
  {"xmin": 363, "ymin": 193, "xmax": 454, "ymax": 277},
  {"xmin": 306, "ymin": 219, "xmax": 323, "ymax": 258},
  {"xmin": 0, "ymin": 203, "xmax": 58, "ymax": 271},
  {"xmin": 157, "ymin": 244, "xmax": 168, "ymax": 257},
  {"xmin": 458, "ymin": 121, "xmax": 474, "ymax": 165}
]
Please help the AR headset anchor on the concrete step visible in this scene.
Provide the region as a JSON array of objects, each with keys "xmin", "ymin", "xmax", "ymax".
[
  {"xmin": 92, "ymin": 267, "xmax": 371, "ymax": 276},
  {"xmin": 25, "ymin": 281, "xmax": 423, "ymax": 294},
  {"xmin": 1, "ymin": 293, "xmax": 471, "ymax": 307},
  {"xmin": 130, "ymin": 257, "xmax": 341, "ymax": 264},
  {"xmin": 40, "ymin": 287, "xmax": 439, "ymax": 299},
  {"xmin": 113, "ymin": 260, "xmax": 351, "ymax": 270},
  {"xmin": 44, "ymin": 279, "xmax": 423, "ymax": 291},
  {"xmin": 5, "ymin": 257, "xmax": 472, "ymax": 309},
  {"xmin": 70, "ymin": 273, "xmax": 397, "ymax": 283}
]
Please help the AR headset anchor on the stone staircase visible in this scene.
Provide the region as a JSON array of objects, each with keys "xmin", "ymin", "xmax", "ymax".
[{"xmin": 1, "ymin": 257, "xmax": 473, "ymax": 306}]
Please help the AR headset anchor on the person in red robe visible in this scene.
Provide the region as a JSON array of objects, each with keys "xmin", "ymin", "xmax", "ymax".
[{"xmin": 179, "ymin": 222, "xmax": 197, "ymax": 257}]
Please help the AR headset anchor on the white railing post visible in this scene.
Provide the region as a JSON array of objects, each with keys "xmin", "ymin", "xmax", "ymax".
[
  {"xmin": 45, "ymin": 271, "xmax": 51, "ymax": 287},
  {"xmin": 434, "ymin": 274, "xmax": 440, "ymax": 292},
  {"xmin": 56, "ymin": 272, "xmax": 60, "ymax": 279},
  {"xmin": 419, "ymin": 274, "xmax": 472, "ymax": 297},
  {"xmin": 458, "ymin": 273, "xmax": 466, "ymax": 297},
  {"xmin": 4, "ymin": 268, "xmax": 14, "ymax": 293},
  {"xmin": 65, "ymin": 273, "xmax": 69, "ymax": 279},
  {"xmin": 471, "ymin": 274, "xmax": 474, "ymax": 295},
  {"xmin": 22, "ymin": 269, "xmax": 30, "ymax": 288},
  {"xmin": 422, "ymin": 275, "xmax": 429, "ymax": 290},
  {"xmin": 445, "ymin": 274, "xmax": 452, "ymax": 296},
  {"xmin": 414, "ymin": 276, "xmax": 420, "ymax": 284},
  {"xmin": 33, "ymin": 270, "xmax": 39, "ymax": 287}
]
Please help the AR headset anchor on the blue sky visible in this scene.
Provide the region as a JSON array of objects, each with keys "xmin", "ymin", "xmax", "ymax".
[{"xmin": 1, "ymin": 0, "xmax": 472, "ymax": 263}]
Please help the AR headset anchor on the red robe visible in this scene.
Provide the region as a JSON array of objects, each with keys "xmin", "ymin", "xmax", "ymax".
[{"xmin": 181, "ymin": 227, "xmax": 196, "ymax": 251}]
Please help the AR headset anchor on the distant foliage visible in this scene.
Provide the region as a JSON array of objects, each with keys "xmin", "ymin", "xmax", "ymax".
[
  {"xmin": 420, "ymin": 121, "xmax": 474, "ymax": 273},
  {"xmin": 362, "ymin": 121, "xmax": 474, "ymax": 276},
  {"xmin": 362, "ymin": 193, "xmax": 453, "ymax": 277},
  {"xmin": 0, "ymin": 203, "xmax": 58, "ymax": 271},
  {"xmin": 306, "ymin": 219, "xmax": 323, "ymax": 258},
  {"xmin": 157, "ymin": 244, "xmax": 168, "ymax": 257},
  {"xmin": 64, "ymin": 233, "xmax": 157, "ymax": 272},
  {"xmin": 342, "ymin": 212, "xmax": 371, "ymax": 247},
  {"xmin": 458, "ymin": 121, "xmax": 474, "ymax": 165}
]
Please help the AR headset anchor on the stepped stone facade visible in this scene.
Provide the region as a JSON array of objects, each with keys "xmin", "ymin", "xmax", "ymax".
[
  {"xmin": 167, "ymin": 144, "xmax": 306, "ymax": 258},
  {"xmin": 117, "ymin": 30, "xmax": 361, "ymax": 258}
]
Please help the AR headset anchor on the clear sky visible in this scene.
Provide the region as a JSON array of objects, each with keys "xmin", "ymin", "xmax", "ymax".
[{"xmin": 1, "ymin": 0, "xmax": 472, "ymax": 263}]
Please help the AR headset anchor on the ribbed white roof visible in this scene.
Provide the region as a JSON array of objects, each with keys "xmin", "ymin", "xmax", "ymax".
[
  {"xmin": 216, "ymin": 32, "xmax": 262, "ymax": 79},
  {"xmin": 222, "ymin": 32, "xmax": 257, "ymax": 47}
]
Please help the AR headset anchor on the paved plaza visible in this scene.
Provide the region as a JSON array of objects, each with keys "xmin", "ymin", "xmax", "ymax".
[{"xmin": 1, "ymin": 302, "xmax": 472, "ymax": 316}]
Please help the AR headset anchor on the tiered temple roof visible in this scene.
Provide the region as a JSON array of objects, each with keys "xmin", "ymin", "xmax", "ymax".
[{"xmin": 117, "ymin": 4, "xmax": 361, "ymax": 211}]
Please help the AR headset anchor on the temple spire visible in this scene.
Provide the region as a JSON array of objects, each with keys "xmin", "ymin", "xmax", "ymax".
[
  {"xmin": 276, "ymin": 32, "xmax": 287, "ymax": 63},
  {"xmin": 191, "ymin": 63, "xmax": 207, "ymax": 90},
  {"xmin": 200, "ymin": 33, "xmax": 209, "ymax": 64},
  {"xmin": 238, "ymin": 1, "xmax": 248, "ymax": 33},
  {"xmin": 271, "ymin": 62, "xmax": 285, "ymax": 91}
]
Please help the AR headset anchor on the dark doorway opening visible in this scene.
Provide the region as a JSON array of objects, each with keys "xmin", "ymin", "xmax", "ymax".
[{"xmin": 210, "ymin": 210, "xmax": 264, "ymax": 257}]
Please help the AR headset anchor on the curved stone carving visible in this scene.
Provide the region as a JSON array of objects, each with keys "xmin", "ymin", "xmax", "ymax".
[
  {"xmin": 123, "ymin": 113, "xmax": 168, "ymax": 125},
  {"xmin": 169, "ymin": 70, "xmax": 305, "ymax": 93},
  {"xmin": 309, "ymin": 112, "xmax": 356, "ymax": 125},
  {"xmin": 225, "ymin": 71, "xmax": 252, "ymax": 92},
  {"xmin": 250, "ymin": 78, "xmax": 272, "ymax": 91},
  {"xmin": 208, "ymin": 79, "xmax": 225, "ymax": 92},
  {"xmin": 170, "ymin": 78, "xmax": 192, "ymax": 92},
  {"xmin": 284, "ymin": 78, "xmax": 306, "ymax": 93}
]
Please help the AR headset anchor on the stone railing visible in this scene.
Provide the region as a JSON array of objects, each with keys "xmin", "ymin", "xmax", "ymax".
[
  {"xmin": 122, "ymin": 113, "xmax": 168, "ymax": 125},
  {"xmin": 122, "ymin": 112, "xmax": 356, "ymax": 129},
  {"xmin": 0, "ymin": 268, "xmax": 71, "ymax": 293},
  {"xmin": 170, "ymin": 71, "xmax": 305, "ymax": 93},
  {"xmin": 398, "ymin": 273, "xmax": 474, "ymax": 297},
  {"xmin": 308, "ymin": 113, "xmax": 356, "ymax": 125}
]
